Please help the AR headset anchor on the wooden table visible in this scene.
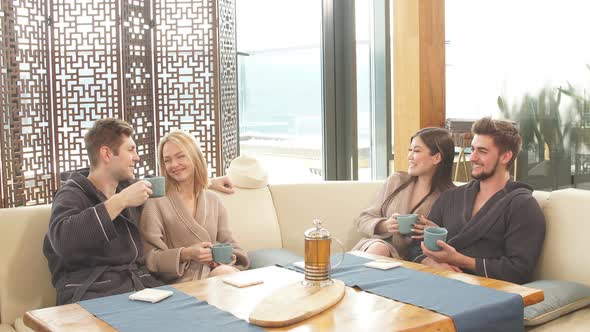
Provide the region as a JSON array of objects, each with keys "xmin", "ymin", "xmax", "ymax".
[{"xmin": 24, "ymin": 251, "xmax": 543, "ymax": 332}]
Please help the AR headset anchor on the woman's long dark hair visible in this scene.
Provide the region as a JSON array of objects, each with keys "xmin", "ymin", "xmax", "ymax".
[{"xmin": 380, "ymin": 127, "xmax": 455, "ymax": 216}]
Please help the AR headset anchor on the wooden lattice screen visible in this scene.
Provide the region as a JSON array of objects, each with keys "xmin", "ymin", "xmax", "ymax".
[
  {"xmin": 218, "ymin": 0, "xmax": 239, "ymax": 172},
  {"xmin": 122, "ymin": 0, "xmax": 157, "ymax": 176},
  {"xmin": 0, "ymin": 0, "xmax": 55, "ymax": 207},
  {"xmin": 153, "ymin": 0, "xmax": 220, "ymax": 178},
  {"xmin": 0, "ymin": 0, "xmax": 238, "ymax": 207},
  {"xmin": 52, "ymin": 0, "xmax": 123, "ymax": 175}
]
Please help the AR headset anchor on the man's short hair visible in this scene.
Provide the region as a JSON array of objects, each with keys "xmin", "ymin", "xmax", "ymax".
[
  {"xmin": 84, "ymin": 118, "xmax": 134, "ymax": 168},
  {"xmin": 472, "ymin": 117, "xmax": 522, "ymax": 169}
]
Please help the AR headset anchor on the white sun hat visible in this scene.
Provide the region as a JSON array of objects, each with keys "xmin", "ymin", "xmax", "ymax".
[{"xmin": 227, "ymin": 155, "xmax": 268, "ymax": 189}]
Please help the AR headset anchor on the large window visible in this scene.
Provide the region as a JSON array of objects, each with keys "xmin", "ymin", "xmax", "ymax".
[
  {"xmin": 446, "ymin": 0, "xmax": 590, "ymax": 190},
  {"xmin": 356, "ymin": 0, "xmax": 372, "ymax": 180},
  {"xmin": 236, "ymin": 0, "xmax": 323, "ymax": 183},
  {"xmin": 236, "ymin": 0, "xmax": 389, "ymax": 183}
]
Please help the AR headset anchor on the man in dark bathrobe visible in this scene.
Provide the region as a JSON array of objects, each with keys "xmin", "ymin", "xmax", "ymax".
[
  {"xmin": 44, "ymin": 119, "xmax": 163, "ymax": 304},
  {"xmin": 409, "ymin": 117, "xmax": 545, "ymax": 284}
]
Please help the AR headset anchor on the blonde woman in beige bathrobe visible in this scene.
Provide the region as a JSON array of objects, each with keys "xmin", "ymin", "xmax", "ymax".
[
  {"xmin": 353, "ymin": 128, "xmax": 455, "ymax": 260},
  {"xmin": 140, "ymin": 130, "xmax": 248, "ymax": 283}
]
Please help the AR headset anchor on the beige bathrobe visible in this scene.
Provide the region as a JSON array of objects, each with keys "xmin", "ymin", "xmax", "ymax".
[
  {"xmin": 139, "ymin": 189, "xmax": 249, "ymax": 283},
  {"xmin": 352, "ymin": 172, "xmax": 441, "ymax": 259}
]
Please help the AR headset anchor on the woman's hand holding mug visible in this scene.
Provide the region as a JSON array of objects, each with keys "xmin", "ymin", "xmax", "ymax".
[
  {"xmin": 180, "ymin": 242, "xmax": 212, "ymax": 264},
  {"xmin": 385, "ymin": 213, "xmax": 400, "ymax": 234},
  {"xmin": 209, "ymin": 254, "xmax": 237, "ymax": 268}
]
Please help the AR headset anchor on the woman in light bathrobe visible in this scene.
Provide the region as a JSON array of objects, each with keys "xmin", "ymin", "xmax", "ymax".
[
  {"xmin": 140, "ymin": 130, "xmax": 248, "ymax": 283},
  {"xmin": 352, "ymin": 128, "xmax": 455, "ymax": 259}
]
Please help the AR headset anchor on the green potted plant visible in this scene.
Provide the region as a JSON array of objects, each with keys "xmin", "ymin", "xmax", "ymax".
[
  {"xmin": 498, "ymin": 87, "xmax": 575, "ymax": 189},
  {"xmin": 559, "ymin": 65, "xmax": 590, "ymax": 183}
]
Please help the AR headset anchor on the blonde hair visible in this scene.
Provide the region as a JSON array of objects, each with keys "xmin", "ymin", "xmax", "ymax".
[{"xmin": 158, "ymin": 130, "xmax": 209, "ymax": 194}]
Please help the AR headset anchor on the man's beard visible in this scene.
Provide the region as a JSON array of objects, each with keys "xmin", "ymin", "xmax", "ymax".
[{"xmin": 471, "ymin": 159, "xmax": 499, "ymax": 181}]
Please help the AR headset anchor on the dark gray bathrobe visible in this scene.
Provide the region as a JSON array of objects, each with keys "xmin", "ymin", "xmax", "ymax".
[
  {"xmin": 409, "ymin": 180, "xmax": 546, "ymax": 284},
  {"xmin": 43, "ymin": 172, "xmax": 162, "ymax": 305}
]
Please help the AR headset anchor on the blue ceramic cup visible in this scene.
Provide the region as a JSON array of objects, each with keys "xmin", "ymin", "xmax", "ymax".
[
  {"xmin": 424, "ymin": 227, "xmax": 448, "ymax": 251},
  {"xmin": 211, "ymin": 243, "xmax": 233, "ymax": 264},
  {"xmin": 143, "ymin": 176, "xmax": 165, "ymax": 198},
  {"xmin": 396, "ymin": 214, "xmax": 418, "ymax": 235}
]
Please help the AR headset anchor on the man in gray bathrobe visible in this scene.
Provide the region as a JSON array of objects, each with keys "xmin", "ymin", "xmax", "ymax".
[
  {"xmin": 44, "ymin": 119, "xmax": 164, "ymax": 304},
  {"xmin": 409, "ymin": 117, "xmax": 545, "ymax": 284}
]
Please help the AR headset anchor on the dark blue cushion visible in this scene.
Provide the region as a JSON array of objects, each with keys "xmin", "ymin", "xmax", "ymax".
[{"xmin": 247, "ymin": 248, "xmax": 303, "ymax": 269}]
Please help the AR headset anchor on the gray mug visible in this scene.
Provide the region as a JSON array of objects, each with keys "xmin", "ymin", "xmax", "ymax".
[
  {"xmin": 211, "ymin": 243, "xmax": 233, "ymax": 264},
  {"xmin": 424, "ymin": 227, "xmax": 448, "ymax": 251},
  {"xmin": 396, "ymin": 214, "xmax": 418, "ymax": 235},
  {"xmin": 143, "ymin": 176, "xmax": 165, "ymax": 198}
]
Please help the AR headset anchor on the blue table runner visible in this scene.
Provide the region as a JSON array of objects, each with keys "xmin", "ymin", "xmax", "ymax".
[
  {"xmin": 79, "ymin": 285, "xmax": 262, "ymax": 332},
  {"xmin": 286, "ymin": 254, "xmax": 524, "ymax": 332}
]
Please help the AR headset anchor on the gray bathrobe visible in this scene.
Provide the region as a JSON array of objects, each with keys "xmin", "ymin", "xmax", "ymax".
[
  {"xmin": 409, "ymin": 180, "xmax": 546, "ymax": 284},
  {"xmin": 43, "ymin": 172, "xmax": 162, "ymax": 305}
]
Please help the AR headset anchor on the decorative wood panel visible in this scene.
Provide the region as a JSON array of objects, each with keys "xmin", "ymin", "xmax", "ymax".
[
  {"xmin": 121, "ymin": 0, "xmax": 156, "ymax": 176},
  {"xmin": 51, "ymin": 0, "xmax": 122, "ymax": 174},
  {"xmin": 218, "ymin": 0, "xmax": 239, "ymax": 174},
  {"xmin": 153, "ymin": 0, "xmax": 219, "ymax": 177},
  {"xmin": 0, "ymin": 0, "xmax": 237, "ymax": 206},
  {"xmin": 0, "ymin": 0, "xmax": 55, "ymax": 207}
]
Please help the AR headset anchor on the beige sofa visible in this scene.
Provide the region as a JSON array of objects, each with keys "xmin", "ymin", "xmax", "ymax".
[{"xmin": 0, "ymin": 182, "xmax": 589, "ymax": 331}]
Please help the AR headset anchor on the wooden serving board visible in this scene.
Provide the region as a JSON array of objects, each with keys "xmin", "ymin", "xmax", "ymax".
[{"xmin": 249, "ymin": 279, "xmax": 346, "ymax": 327}]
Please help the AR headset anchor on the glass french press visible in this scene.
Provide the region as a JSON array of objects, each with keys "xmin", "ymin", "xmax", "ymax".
[{"xmin": 302, "ymin": 219, "xmax": 344, "ymax": 287}]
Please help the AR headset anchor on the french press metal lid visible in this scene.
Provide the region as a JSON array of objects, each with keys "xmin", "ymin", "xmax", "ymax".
[{"xmin": 304, "ymin": 219, "xmax": 331, "ymax": 240}]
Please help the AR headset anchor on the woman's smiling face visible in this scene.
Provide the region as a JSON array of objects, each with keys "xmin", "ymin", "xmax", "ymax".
[
  {"xmin": 162, "ymin": 141, "xmax": 194, "ymax": 184},
  {"xmin": 407, "ymin": 136, "xmax": 441, "ymax": 177}
]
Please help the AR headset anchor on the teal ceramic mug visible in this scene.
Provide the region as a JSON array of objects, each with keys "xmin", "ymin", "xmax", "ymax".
[
  {"xmin": 211, "ymin": 243, "xmax": 233, "ymax": 264},
  {"xmin": 396, "ymin": 214, "xmax": 418, "ymax": 235},
  {"xmin": 143, "ymin": 176, "xmax": 165, "ymax": 198},
  {"xmin": 424, "ymin": 227, "xmax": 448, "ymax": 251}
]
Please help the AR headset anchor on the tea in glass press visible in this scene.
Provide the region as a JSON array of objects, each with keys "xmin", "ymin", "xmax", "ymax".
[{"xmin": 303, "ymin": 219, "xmax": 343, "ymax": 287}]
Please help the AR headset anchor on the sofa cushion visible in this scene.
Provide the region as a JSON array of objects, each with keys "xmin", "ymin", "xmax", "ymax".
[
  {"xmin": 217, "ymin": 187, "xmax": 282, "ymax": 252},
  {"xmin": 247, "ymin": 248, "xmax": 303, "ymax": 269},
  {"xmin": 269, "ymin": 181, "xmax": 383, "ymax": 255},
  {"xmin": 0, "ymin": 205, "xmax": 55, "ymax": 326},
  {"xmin": 533, "ymin": 188, "xmax": 590, "ymax": 285},
  {"xmin": 532, "ymin": 190, "xmax": 549, "ymax": 209},
  {"xmin": 523, "ymin": 280, "xmax": 590, "ymax": 326}
]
